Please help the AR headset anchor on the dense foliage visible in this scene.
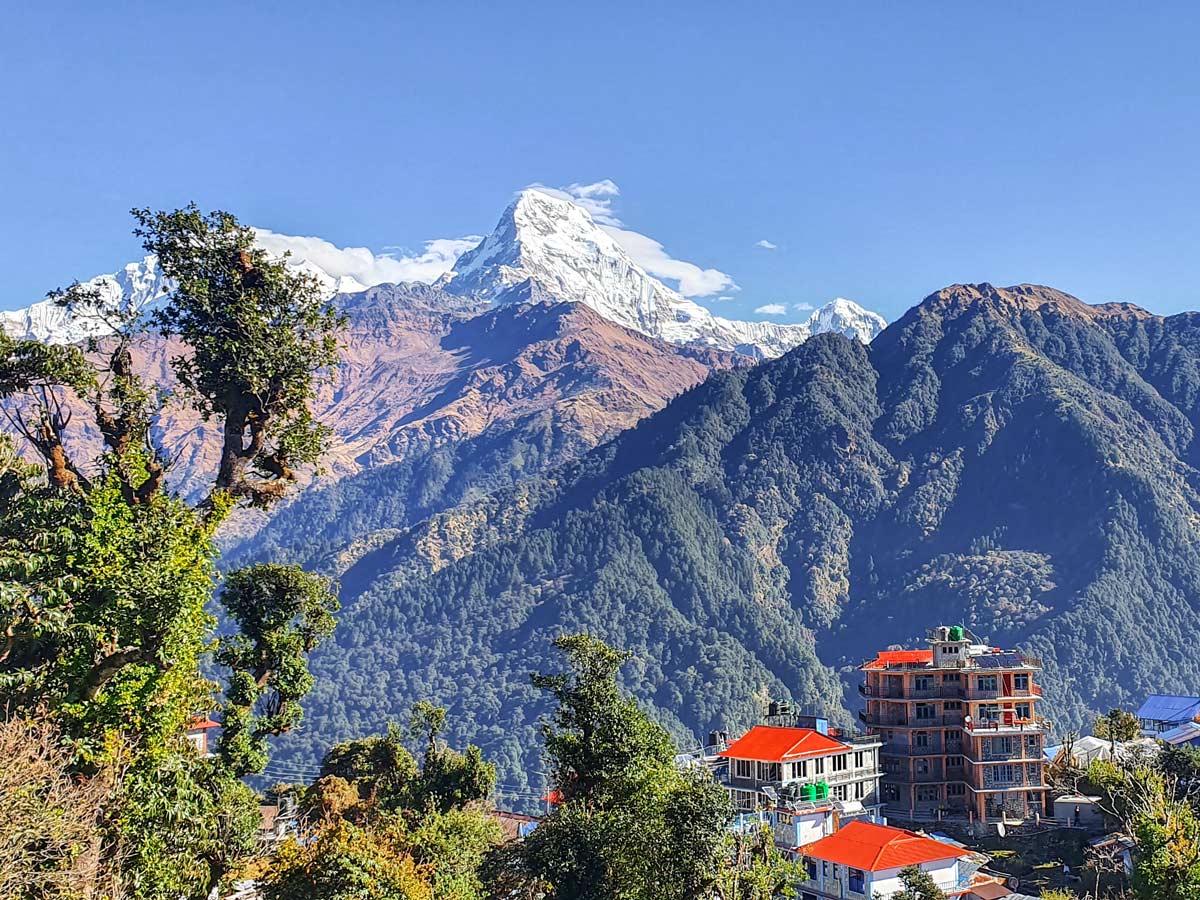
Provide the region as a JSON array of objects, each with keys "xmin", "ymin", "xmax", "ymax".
[
  {"xmin": 0, "ymin": 206, "xmax": 342, "ymax": 898},
  {"xmin": 248, "ymin": 284, "xmax": 1200, "ymax": 792},
  {"xmin": 266, "ymin": 706, "xmax": 501, "ymax": 900},
  {"xmin": 483, "ymin": 634, "xmax": 800, "ymax": 900}
]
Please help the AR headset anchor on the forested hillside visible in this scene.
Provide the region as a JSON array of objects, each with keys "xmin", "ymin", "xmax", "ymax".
[{"xmin": 263, "ymin": 283, "xmax": 1200, "ymax": 790}]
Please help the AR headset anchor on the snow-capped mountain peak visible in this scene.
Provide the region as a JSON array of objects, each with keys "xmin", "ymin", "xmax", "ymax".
[
  {"xmin": 1, "ymin": 256, "xmax": 170, "ymax": 345},
  {"xmin": 441, "ymin": 188, "xmax": 884, "ymax": 357},
  {"xmin": 804, "ymin": 297, "xmax": 888, "ymax": 344}
]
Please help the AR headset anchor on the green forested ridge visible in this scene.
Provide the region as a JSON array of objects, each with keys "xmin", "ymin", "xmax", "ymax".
[{"xmin": 251, "ymin": 283, "xmax": 1200, "ymax": 793}]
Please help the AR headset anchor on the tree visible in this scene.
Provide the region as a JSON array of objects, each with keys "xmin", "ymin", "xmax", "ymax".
[
  {"xmin": 489, "ymin": 633, "xmax": 796, "ymax": 900},
  {"xmin": 0, "ymin": 205, "xmax": 344, "ymax": 898},
  {"xmin": 274, "ymin": 717, "xmax": 502, "ymax": 900},
  {"xmin": 1085, "ymin": 758, "xmax": 1200, "ymax": 900},
  {"xmin": 1095, "ymin": 708, "xmax": 1141, "ymax": 746},
  {"xmin": 263, "ymin": 819, "xmax": 434, "ymax": 900},
  {"xmin": 890, "ymin": 864, "xmax": 947, "ymax": 900},
  {"xmin": 0, "ymin": 715, "xmax": 122, "ymax": 899}
]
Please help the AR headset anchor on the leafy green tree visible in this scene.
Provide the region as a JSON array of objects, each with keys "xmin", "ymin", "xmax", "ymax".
[
  {"xmin": 890, "ymin": 864, "xmax": 947, "ymax": 899},
  {"xmin": 319, "ymin": 723, "xmax": 420, "ymax": 806},
  {"xmin": 0, "ymin": 205, "xmax": 343, "ymax": 898},
  {"xmin": 1083, "ymin": 758, "xmax": 1200, "ymax": 900},
  {"xmin": 488, "ymin": 633, "xmax": 795, "ymax": 900},
  {"xmin": 263, "ymin": 819, "xmax": 434, "ymax": 900},
  {"xmin": 1095, "ymin": 708, "xmax": 1141, "ymax": 745},
  {"xmin": 408, "ymin": 701, "xmax": 496, "ymax": 814},
  {"xmin": 275, "ymin": 717, "xmax": 502, "ymax": 900}
]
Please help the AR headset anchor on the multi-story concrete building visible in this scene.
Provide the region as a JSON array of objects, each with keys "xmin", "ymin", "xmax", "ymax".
[
  {"xmin": 858, "ymin": 625, "xmax": 1048, "ymax": 822},
  {"xmin": 717, "ymin": 718, "xmax": 884, "ymax": 823}
]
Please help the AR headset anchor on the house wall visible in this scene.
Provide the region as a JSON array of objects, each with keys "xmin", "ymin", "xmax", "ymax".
[
  {"xmin": 870, "ymin": 859, "xmax": 959, "ymax": 898},
  {"xmin": 800, "ymin": 857, "xmax": 958, "ymax": 899}
]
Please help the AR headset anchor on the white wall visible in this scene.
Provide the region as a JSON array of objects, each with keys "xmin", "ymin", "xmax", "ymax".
[{"xmin": 869, "ymin": 859, "xmax": 959, "ymax": 898}]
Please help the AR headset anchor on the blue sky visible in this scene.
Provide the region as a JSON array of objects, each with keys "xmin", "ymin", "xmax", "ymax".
[{"xmin": 3, "ymin": 2, "xmax": 1199, "ymax": 322}]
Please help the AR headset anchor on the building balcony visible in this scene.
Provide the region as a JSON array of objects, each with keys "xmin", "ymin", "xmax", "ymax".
[{"xmin": 964, "ymin": 717, "xmax": 1046, "ymax": 735}]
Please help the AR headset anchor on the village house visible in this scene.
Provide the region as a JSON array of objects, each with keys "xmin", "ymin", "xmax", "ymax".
[
  {"xmin": 716, "ymin": 714, "xmax": 884, "ymax": 831},
  {"xmin": 1135, "ymin": 694, "xmax": 1200, "ymax": 737},
  {"xmin": 794, "ymin": 819, "xmax": 999, "ymax": 899},
  {"xmin": 186, "ymin": 717, "xmax": 219, "ymax": 757},
  {"xmin": 859, "ymin": 626, "xmax": 1049, "ymax": 822}
]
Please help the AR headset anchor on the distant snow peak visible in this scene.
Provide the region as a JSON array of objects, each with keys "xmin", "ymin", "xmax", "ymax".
[
  {"xmin": 804, "ymin": 297, "xmax": 888, "ymax": 344},
  {"xmin": 1, "ymin": 256, "xmax": 169, "ymax": 345},
  {"xmin": 441, "ymin": 189, "xmax": 885, "ymax": 358}
]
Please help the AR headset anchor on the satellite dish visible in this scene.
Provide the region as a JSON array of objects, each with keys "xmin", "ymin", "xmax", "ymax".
[
  {"xmin": 762, "ymin": 786, "xmax": 779, "ymax": 802},
  {"xmin": 996, "ymin": 820, "xmax": 1007, "ymax": 838}
]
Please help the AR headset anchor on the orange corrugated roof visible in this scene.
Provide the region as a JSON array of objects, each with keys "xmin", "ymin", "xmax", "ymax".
[
  {"xmin": 188, "ymin": 718, "xmax": 220, "ymax": 731},
  {"xmin": 797, "ymin": 820, "xmax": 963, "ymax": 872},
  {"xmin": 861, "ymin": 649, "xmax": 933, "ymax": 670},
  {"xmin": 717, "ymin": 726, "xmax": 847, "ymax": 762}
]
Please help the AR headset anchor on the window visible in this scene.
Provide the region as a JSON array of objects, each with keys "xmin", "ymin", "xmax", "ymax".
[
  {"xmin": 947, "ymin": 783, "xmax": 966, "ymax": 796},
  {"xmin": 832, "ymin": 753, "xmax": 848, "ymax": 772},
  {"xmin": 916, "ymin": 759, "xmax": 930, "ymax": 775},
  {"xmin": 849, "ymin": 869, "xmax": 866, "ymax": 894},
  {"xmin": 822, "ymin": 861, "xmax": 829, "ymax": 877},
  {"xmin": 944, "ymin": 671, "xmax": 961, "ymax": 682},
  {"xmin": 1016, "ymin": 702, "xmax": 1031, "ymax": 720},
  {"xmin": 916, "ymin": 703, "xmax": 936, "ymax": 720},
  {"xmin": 854, "ymin": 750, "xmax": 865, "ymax": 768},
  {"xmin": 977, "ymin": 675, "xmax": 998, "ymax": 692},
  {"xmin": 947, "ymin": 755, "xmax": 964, "ymax": 768},
  {"xmin": 979, "ymin": 703, "xmax": 1001, "ymax": 722},
  {"xmin": 797, "ymin": 759, "xmax": 808, "ymax": 778},
  {"xmin": 944, "ymin": 700, "xmax": 962, "ymax": 711},
  {"xmin": 917, "ymin": 785, "xmax": 939, "ymax": 801},
  {"xmin": 914, "ymin": 675, "xmax": 933, "ymax": 692},
  {"xmin": 834, "ymin": 784, "xmax": 847, "ymax": 801},
  {"xmin": 814, "ymin": 757, "xmax": 826, "ymax": 775},
  {"xmin": 734, "ymin": 759, "xmax": 752, "ymax": 778},
  {"xmin": 855, "ymin": 780, "xmax": 865, "ymax": 799},
  {"xmin": 990, "ymin": 736, "xmax": 1014, "ymax": 757},
  {"xmin": 1014, "ymin": 673, "xmax": 1030, "ymax": 691},
  {"xmin": 805, "ymin": 860, "xmax": 818, "ymax": 880},
  {"xmin": 914, "ymin": 731, "xmax": 930, "ymax": 748}
]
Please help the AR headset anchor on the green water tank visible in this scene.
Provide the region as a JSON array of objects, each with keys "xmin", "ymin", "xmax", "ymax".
[
  {"xmin": 949, "ymin": 625, "xmax": 965, "ymax": 642},
  {"xmin": 800, "ymin": 783, "xmax": 816, "ymax": 801},
  {"xmin": 814, "ymin": 782, "xmax": 829, "ymax": 800}
]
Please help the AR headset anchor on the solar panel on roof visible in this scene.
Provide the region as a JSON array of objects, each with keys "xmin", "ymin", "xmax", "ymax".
[{"xmin": 973, "ymin": 653, "xmax": 1024, "ymax": 668}]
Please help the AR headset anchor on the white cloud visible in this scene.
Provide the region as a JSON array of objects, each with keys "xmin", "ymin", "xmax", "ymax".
[
  {"xmin": 717, "ymin": 295, "xmax": 734, "ymax": 301},
  {"xmin": 253, "ymin": 229, "xmax": 481, "ymax": 286},
  {"xmin": 755, "ymin": 239, "xmax": 778, "ymax": 250},
  {"xmin": 793, "ymin": 302, "xmax": 814, "ymax": 311},
  {"xmin": 529, "ymin": 180, "xmax": 738, "ymax": 299},
  {"xmin": 754, "ymin": 303, "xmax": 788, "ymax": 316}
]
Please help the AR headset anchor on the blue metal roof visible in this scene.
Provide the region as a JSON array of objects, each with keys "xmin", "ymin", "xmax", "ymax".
[{"xmin": 1135, "ymin": 694, "xmax": 1200, "ymax": 723}]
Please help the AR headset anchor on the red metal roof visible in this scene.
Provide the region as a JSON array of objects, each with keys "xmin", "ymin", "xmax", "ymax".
[
  {"xmin": 717, "ymin": 726, "xmax": 847, "ymax": 762},
  {"xmin": 187, "ymin": 718, "xmax": 220, "ymax": 731},
  {"xmin": 797, "ymin": 820, "xmax": 963, "ymax": 872},
  {"xmin": 861, "ymin": 649, "xmax": 933, "ymax": 670}
]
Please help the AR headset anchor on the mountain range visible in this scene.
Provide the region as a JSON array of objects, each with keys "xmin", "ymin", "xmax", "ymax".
[
  {"xmin": 259, "ymin": 282, "xmax": 1200, "ymax": 794},
  {"xmin": 2, "ymin": 188, "xmax": 885, "ymax": 358},
  {"xmin": 2, "ymin": 192, "xmax": 882, "ymax": 548},
  {"xmin": 12, "ymin": 190, "xmax": 1194, "ymax": 800}
]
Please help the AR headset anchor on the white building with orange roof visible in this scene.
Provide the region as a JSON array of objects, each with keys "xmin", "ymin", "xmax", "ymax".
[
  {"xmin": 716, "ymin": 719, "xmax": 883, "ymax": 831},
  {"xmin": 795, "ymin": 819, "xmax": 999, "ymax": 899}
]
